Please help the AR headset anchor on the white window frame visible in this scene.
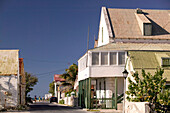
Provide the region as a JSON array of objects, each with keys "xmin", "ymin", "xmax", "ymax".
[{"xmin": 91, "ymin": 51, "xmax": 126, "ymax": 66}]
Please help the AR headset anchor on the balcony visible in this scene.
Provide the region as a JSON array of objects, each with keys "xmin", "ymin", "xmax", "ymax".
[{"xmin": 78, "ymin": 51, "xmax": 127, "ymax": 81}]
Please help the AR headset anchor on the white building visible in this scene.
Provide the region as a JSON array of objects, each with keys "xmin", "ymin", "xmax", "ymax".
[
  {"xmin": 45, "ymin": 93, "xmax": 52, "ymax": 100},
  {"xmin": 0, "ymin": 50, "xmax": 20, "ymax": 109},
  {"xmin": 78, "ymin": 7, "xmax": 170, "ymax": 109}
]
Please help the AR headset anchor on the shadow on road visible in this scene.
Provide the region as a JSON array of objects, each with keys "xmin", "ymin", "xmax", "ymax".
[{"xmin": 28, "ymin": 102, "xmax": 83, "ymax": 112}]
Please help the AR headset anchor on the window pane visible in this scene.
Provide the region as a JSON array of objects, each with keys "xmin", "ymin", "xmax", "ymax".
[
  {"xmin": 92, "ymin": 52, "xmax": 99, "ymax": 65},
  {"xmin": 119, "ymin": 52, "xmax": 125, "ymax": 65},
  {"xmin": 101, "ymin": 52, "xmax": 108, "ymax": 65},
  {"xmin": 110, "ymin": 52, "xmax": 116, "ymax": 65}
]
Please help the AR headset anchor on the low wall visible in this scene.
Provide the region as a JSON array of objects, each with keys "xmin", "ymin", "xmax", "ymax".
[
  {"xmin": 64, "ymin": 96, "xmax": 78, "ymax": 107},
  {"xmin": 125, "ymin": 102, "xmax": 150, "ymax": 113}
]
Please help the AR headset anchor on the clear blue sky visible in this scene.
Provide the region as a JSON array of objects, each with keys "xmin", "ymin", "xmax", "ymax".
[{"xmin": 0, "ymin": 0, "xmax": 169, "ymax": 97}]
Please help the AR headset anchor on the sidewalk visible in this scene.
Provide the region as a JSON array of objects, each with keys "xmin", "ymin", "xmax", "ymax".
[
  {"xmin": 54, "ymin": 103, "xmax": 122, "ymax": 113},
  {"xmin": 99, "ymin": 109, "xmax": 122, "ymax": 113},
  {"xmin": 83, "ymin": 108, "xmax": 122, "ymax": 113}
]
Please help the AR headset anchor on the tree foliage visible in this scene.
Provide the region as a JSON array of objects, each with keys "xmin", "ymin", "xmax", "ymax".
[
  {"xmin": 49, "ymin": 81, "xmax": 55, "ymax": 96},
  {"xmin": 60, "ymin": 63, "xmax": 78, "ymax": 90},
  {"xmin": 25, "ymin": 72, "xmax": 38, "ymax": 96},
  {"xmin": 126, "ymin": 68, "xmax": 170, "ymax": 112}
]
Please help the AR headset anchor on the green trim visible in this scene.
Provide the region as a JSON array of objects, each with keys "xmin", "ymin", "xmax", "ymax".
[
  {"xmin": 89, "ymin": 78, "xmax": 91, "ymax": 109},
  {"xmin": 115, "ymin": 77, "xmax": 117, "ymax": 110}
]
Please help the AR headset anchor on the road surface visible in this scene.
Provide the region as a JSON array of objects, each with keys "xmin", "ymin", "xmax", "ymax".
[{"xmin": 5, "ymin": 101, "xmax": 95, "ymax": 113}]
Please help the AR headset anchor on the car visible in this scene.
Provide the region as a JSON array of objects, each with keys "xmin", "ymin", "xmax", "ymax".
[{"xmin": 50, "ymin": 97, "xmax": 58, "ymax": 103}]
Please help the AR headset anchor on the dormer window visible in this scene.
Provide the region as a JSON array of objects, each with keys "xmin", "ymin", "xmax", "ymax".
[{"xmin": 162, "ymin": 58, "xmax": 170, "ymax": 67}]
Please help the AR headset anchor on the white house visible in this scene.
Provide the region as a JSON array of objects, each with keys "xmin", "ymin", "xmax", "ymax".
[
  {"xmin": 78, "ymin": 7, "xmax": 170, "ymax": 109},
  {"xmin": 0, "ymin": 50, "xmax": 20, "ymax": 109}
]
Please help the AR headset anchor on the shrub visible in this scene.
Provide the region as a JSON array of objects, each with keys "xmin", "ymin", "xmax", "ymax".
[{"xmin": 59, "ymin": 99, "xmax": 64, "ymax": 104}]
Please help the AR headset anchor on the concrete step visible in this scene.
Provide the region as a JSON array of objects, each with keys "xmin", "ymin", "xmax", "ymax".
[{"xmin": 117, "ymin": 103, "xmax": 123, "ymax": 110}]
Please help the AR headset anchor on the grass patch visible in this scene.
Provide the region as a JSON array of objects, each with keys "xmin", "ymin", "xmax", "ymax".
[{"xmin": 87, "ymin": 109, "xmax": 100, "ymax": 112}]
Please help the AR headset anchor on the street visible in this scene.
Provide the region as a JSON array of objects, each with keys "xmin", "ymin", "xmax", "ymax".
[
  {"xmin": 4, "ymin": 101, "xmax": 95, "ymax": 113},
  {"xmin": 28, "ymin": 101, "xmax": 89, "ymax": 113}
]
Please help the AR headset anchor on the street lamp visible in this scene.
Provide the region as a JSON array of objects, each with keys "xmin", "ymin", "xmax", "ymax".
[{"xmin": 122, "ymin": 69, "xmax": 128, "ymax": 113}]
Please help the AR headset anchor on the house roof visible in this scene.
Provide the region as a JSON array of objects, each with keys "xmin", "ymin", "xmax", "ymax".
[
  {"xmin": 89, "ymin": 43, "xmax": 170, "ymax": 52},
  {"xmin": 54, "ymin": 74, "xmax": 65, "ymax": 82},
  {"xmin": 0, "ymin": 50, "xmax": 19, "ymax": 75},
  {"xmin": 129, "ymin": 51, "xmax": 170, "ymax": 81},
  {"xmin": 107, "ymin": 8, "xmax": 170, "ymax": 40}
]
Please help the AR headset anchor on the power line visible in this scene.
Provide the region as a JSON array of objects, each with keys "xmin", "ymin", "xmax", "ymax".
[
  {"xmin": 23, "ymin": 57, "xmax": 68, "ymax": 64},
  {"xmin": 33, "ymin": 68, "xmax": 65, "ymax": 77}
]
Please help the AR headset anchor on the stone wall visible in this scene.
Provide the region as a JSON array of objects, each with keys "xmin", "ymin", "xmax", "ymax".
[{"xmin": 0, "ymin": 75, "xmax": 18, "ymax": 109}]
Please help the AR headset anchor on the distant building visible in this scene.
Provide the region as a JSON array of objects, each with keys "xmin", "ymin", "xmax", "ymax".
[
  {"xmin": 45, "ymin": 93, "xmax": 52, "ymax": 100},
  {"xmin": 54, "ymin": 74, "xmax": 65, "ymax": 103}
]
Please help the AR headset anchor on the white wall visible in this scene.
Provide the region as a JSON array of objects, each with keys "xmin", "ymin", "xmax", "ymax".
[
  {"xmin": 90, "ymin": 66, "xmax": 125, "ymax": 78},
  {"xmin": 125, "ymin": 102, "xmax": 150, "ymax": 113},
  {"xmin": 78, "ymin": 54, "xmax": 87, "ymax": 72},
  {"xmin": 97, "ymin": 7, "xmax": 111, "ymax": 47},
  {"xmin": 78, "ymin": 67, "xmax": 90, "ymax": 81},
  {"xmin": 0, "ymin": 75, "xmax": 18, "ymax": 108}
]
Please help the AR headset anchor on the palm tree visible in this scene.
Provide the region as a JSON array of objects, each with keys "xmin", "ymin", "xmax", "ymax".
[{"xmin": 60, "ymin": 63, "xmax": 78, "ymax": 90}]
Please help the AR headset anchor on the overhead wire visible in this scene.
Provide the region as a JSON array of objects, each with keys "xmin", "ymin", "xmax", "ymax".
[
  {"xmin": 23, "ymin": 57, "xmax": 67, "ymax": 64},
  {"xmin": 33, "ymin": 68, "xmax": 66, "ymax": 77}
]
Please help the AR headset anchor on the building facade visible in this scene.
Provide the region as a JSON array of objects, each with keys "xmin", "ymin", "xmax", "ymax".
[
  {"xmin": 0, "ymin": 50, "xmax": 20, "ymax": 109},
  {"xmin": 78, "ymin": 7, "xmax": 170, "ymax": 109}
]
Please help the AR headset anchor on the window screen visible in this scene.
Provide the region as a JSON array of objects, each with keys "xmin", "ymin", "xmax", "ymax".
[
  {"xmin": 118, "ymin": 52, "xmax": 125, "ymax": 65},
  {"xmin": 101, "ymin": 52, "xmax": 108, "ymax": 65},
  {"xmin": 92, "ymin": 52, "xmax": 99, "ymax": 65},
  {"xmin": 110, "ymin": 52, "xmax": 117, "ymax": 65}
]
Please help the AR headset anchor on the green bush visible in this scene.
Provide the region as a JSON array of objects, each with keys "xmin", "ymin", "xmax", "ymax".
[
  {"xmin": 59, "ymin": 99, "xmax": 64, "ymax": 104},
  {"xmin": 65, "ymin": 90, "xmax": 76, "ymax": 97}
]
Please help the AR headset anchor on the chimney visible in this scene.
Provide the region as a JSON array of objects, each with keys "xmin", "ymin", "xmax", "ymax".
[
  {"xmin": 135, "ymin": 8, "xmax": 152, "ymax": 36},
  {"xmin": 136, "ymin": 8, "xmax": 142, "ymax": 14},
  {"xmin": 94, "ymin": 40, "xmax": 98, "ymax": 48}
]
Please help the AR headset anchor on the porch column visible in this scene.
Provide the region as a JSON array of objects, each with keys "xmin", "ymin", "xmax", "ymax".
[
  {"xmin": 88, "ymin": 78, "xmax": 91, "ymax": 109},
  {"xmin": 78, "ymin": 81, "xmax": 82, "ymax": 107},
  {"xmin": 54, "ymin": 82, "xmax": 57, "ymax": 97},
  {"xmin": 115, "ymin": 77, "xmax": 117, "ymax": 110}
]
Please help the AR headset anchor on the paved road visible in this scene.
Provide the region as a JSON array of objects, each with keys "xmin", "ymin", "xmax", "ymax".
[
  {"xmin": 5, "ymin": 101, "xmax": 93, "ymax": 113},
  {"xmin": 28, "ymin": 101, "xmax": 89, "ymax": 113}
]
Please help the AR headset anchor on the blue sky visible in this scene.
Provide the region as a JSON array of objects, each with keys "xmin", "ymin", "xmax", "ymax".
[{"xmin": 0, "ymin": 0, "xmax": 169, "ymax": 97}]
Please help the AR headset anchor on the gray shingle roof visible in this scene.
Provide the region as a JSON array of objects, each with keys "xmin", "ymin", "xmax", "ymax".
[
  {"xmin": 107, "ymin": 8, "xmax": 170, "ymax": 39},
  {"xmin": 89, "ymin": 43, "xmax": 170, "ymax": 51}
]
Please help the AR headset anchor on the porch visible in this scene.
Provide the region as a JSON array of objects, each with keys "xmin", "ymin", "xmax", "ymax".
[{"xmin": 78, "ymin": 77, "xmax": 124, "ymax": 109}]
